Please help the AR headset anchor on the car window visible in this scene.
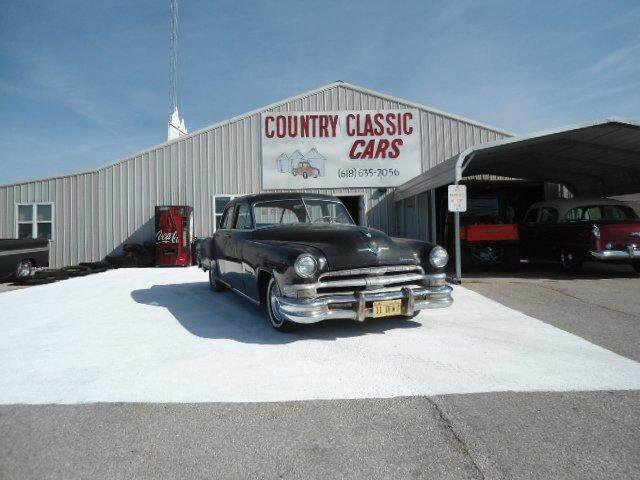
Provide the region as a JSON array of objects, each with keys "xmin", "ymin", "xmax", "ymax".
[
  {"xmin": 462, "ymin": 196, "xmax": 500, "ymax": 220},
  {"xmin": 586, "ymin": 206, "xmax": 602, "ymax": 220},
  {"xmin": 234, "ymin": 204, "xmax": 253, "ymax": 230},
  {"xmin": 220, "ymin": 205, "xmax": 235, "ymax": 230},
  {"xmin": 566, "ymin": 206, "xmax": 603, "ymax": 221},
  {"xmin": 602, "ymin": 205, "xmax": 638, "ymax": 220},
  {"xmin": 305, "ymin": 199, "xmax": 353, "ymax": 224},
  {"xmin": 524, "ymin": 208, "xmax": 539, "ymax": 223},
  {"xmin": 539, "ymin": 207, "xmax": 558, "ymax": 223},
  {"xmin": 253, "ymin": 198, "xmax": 354, "ymax": 227},
  {"xmin": 566, "ymin": 207, "xmax": 581, "ymax": 221},
  {"xmin": 253, "ymin": 205, "xmax": 300, "ymax": 227}
]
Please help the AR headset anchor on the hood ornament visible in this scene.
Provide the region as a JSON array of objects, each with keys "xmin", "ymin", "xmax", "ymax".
[
  {"xmin": 358, "ymin": 227, "xmax": 372, "ymax": 238},
  {"xmin": 358, "ymin": 242, "xmax": 389, "ymax": 256}
]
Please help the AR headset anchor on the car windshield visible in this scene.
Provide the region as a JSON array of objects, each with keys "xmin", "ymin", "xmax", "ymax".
[
  {"xmin": 253, "ymin": 198, "xmax": 354, "ymax": 227},
  {"xmin": 565, "ymin": 205, "xmax": 638, "ymax": 222},
  {"xmin": 461, "ymin": 196, "xmax": 501, "ymax": 224}
]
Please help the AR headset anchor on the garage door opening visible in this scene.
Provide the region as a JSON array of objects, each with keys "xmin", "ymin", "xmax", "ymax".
[{"xmin": 337, "ymin": 195, "xmax": 364, "ymax": 225}]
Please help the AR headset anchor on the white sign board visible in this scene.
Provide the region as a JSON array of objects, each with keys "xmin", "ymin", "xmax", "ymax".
[
  {"xmin": 261, "ymin": 109, "xmax": 421, "ymax": 189},
  {"xmin": 448, "ymin": 184, "xmax": 467, "ymax": 212}
]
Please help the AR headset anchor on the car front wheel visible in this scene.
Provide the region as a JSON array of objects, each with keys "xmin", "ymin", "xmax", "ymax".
[
  {"xmin": 560, "ymin": 249, "xmax": 582, "ymax": 273},
  {"xmin": 208, "ymin": 264, "xmax": 227, "ymax": 292},
  {"xmin": 15, "ymin": 260, "xmax": 33, "ymax": 280},
  {"xmin": 265, "ymin": 277, "xmax": 294, "ymax": 332}
]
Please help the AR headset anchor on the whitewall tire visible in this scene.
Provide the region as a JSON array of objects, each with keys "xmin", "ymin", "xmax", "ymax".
[{"xmin": 266, "ymin": 277, "xmax": 293, "ymax": 332}]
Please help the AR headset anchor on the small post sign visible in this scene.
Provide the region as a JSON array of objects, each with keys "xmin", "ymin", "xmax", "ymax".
[{"xmin": 448, "ymin": 184, "xmax": 467, "ymax": 212}]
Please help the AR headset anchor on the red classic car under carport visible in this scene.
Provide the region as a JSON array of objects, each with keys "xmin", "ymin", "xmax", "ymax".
[{"xmin": 394, "ymin": 118, "xmax": 640, "ymax": 281}]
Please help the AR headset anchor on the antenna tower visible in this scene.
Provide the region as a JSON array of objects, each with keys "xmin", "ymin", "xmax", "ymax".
[{"xmin": 168, "ymin": 0, "xmax": 187, "ymax": 140}]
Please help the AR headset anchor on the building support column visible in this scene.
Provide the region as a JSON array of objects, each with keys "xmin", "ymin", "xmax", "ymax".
[
  {"xmin": 453, "ymin": 208, "xmax": 461, "ymax": 284},
  {"xmin": 430, "ymin": 189, "xmax": 437, "ymax": 243}
]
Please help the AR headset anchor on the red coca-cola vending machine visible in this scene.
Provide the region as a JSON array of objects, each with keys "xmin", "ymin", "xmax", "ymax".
[{"xmin": 155, "ymin": 205, "xmax": 193, "ymax": 267}]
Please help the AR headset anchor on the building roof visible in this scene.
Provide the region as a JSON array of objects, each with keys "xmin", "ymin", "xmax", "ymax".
[
  {"xmin": 1, "ymin": 81, "xmax": 511, "ymax": 188},
  {"xmin": 395, "ymin": 117, "xmax": 640, "ymax": 200},
  {"xmin": 303, "ymin": 148, "xmax": 326, "ymax": 161}
]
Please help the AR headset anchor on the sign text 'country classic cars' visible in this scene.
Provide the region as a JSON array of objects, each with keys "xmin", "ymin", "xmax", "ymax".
[{"xmin": 261, "ymin": 109, "xmax": 421, "ymax": 189}]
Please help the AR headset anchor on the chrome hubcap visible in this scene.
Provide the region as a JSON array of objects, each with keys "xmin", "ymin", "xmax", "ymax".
[
  {"xmin": 269, "ymin": 281, "xmax": 284, "ymax": 326},
  {"xmin": 17, "ymin": 261, "xmax": 31, "ymax": 278}
]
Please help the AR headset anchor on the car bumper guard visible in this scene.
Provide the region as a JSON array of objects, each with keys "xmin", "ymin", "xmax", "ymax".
[
  {"xmin": 590, "ymin": 245, "xmax": 639, "ymax": 260},
  {"xmin": 276, "ymin": 284, "xmax": 453, "ymax": 324}
]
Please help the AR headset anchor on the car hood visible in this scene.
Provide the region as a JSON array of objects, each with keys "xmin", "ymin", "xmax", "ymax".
[{"xmin": 251, "ymin": 224, "xmax": 418, "ymax": 269}]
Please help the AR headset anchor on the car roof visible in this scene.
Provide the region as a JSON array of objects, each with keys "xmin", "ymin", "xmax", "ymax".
[
  {"xmin": 528, "ymin": 198, "xmax": 628, "ymax": 210},
  {"xmin": 229, "ymin": 192, "xmax": 339, "ymax": 205},
  {"xmin": 527, "ymin": 198, "xmax": 631, "ymax": 218}
]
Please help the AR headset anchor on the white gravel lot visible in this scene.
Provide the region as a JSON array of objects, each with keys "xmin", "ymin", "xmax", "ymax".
[{"xmin": 1, "ymin": 267, "xmax": 639, "ymax": 404}]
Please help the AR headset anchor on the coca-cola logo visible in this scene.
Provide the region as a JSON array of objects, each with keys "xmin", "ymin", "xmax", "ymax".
[{"xmin": 156, "ymin": 230, "xmax": 179, "ymax": 243}]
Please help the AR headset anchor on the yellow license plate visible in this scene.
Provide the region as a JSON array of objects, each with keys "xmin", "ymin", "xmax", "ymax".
[{"xmin": 373, "ymin": 299, "xmax": 403, "ymax": 318}]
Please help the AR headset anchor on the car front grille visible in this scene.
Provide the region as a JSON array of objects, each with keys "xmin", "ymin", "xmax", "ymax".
[{"xmin": 316, "ymin": 265, "xmax": 425, "ymax": 296}]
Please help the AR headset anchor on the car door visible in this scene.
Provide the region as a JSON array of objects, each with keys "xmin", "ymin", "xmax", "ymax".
[
  {"xmin": 520, "ymin": 207, "xmax": 540, "ymax": 259},
  {"xmin": 537, "ymin": 207, "xmax": 560, "ymax": 259},
  {"xmin": 214, "ymin": 204, "xmax": 236, "ymax": 283},
  {"xmin": 226, "ymin": 202, "xmax": 254, "ymax": 292}
]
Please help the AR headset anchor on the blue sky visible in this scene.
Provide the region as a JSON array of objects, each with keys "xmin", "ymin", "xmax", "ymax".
[{"xmin": 1, "ymin": 0, "xmax": 638, "ymax": 185}]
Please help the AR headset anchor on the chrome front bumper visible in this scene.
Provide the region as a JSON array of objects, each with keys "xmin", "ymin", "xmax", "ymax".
[
  {"xmin": 590, "ymin": 245, "xmax": 639, "ymax": 260},
  {"xmin": 276, "ymin": 284, "xmax": 453, "ymax": 324}
]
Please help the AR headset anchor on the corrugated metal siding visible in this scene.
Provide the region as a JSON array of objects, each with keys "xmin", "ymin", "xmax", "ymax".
[{"xmin": 0, "ymin": 83, "xmax": 508, "ymax": 267}]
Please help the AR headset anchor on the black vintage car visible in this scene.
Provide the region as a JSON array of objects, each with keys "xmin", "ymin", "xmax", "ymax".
[
  {"xmin": 199, "ymin": 193, "xmax": 453, "ymax": 331},
  {"xmin": 0, "ymin": 238, "xmax": 49, "ymax": 281}
]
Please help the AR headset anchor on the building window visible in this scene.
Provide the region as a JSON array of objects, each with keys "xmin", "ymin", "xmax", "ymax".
[
  {"xmin": 213, "ymin": 195, "xmax": 245, "ymax": 230},
  {"xmin": 16, "ymin": 203, "xmax": 54, "ymax": 240}
]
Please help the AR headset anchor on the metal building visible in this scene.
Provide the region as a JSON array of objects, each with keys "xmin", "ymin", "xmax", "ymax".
[{"xmin": 0, "ymin": 82, "xmax": 510, "ymax": 268}]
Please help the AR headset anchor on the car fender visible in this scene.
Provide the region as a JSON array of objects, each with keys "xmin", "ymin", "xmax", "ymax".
[
  {"xmin": 243, "ymin": 240, "xmax": 326, "ymax": 289},
  {"xmin": 391, "ymin": 237, "xmax": 445, "ymax": 274}
]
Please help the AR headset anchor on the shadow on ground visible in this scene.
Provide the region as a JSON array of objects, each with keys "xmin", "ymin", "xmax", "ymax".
[{"xmin": 131, "ymin": 281, "xmax": 420, "ymax": 344}]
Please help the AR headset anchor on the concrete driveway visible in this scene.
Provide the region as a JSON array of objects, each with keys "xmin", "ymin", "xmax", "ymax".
[
  {"xmin": 1, "ymin": 267, "xmax": 639, "ymax": 404},
  {"xmin": 1, "ymin": 266, "xmax": 639, "ymax": 479}
]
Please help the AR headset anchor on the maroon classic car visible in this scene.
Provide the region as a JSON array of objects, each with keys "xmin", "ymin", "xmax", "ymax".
[
  {"xmin": 520, "ymin": 198, "xmax": 640, "ymax": 273},
  {"xmin": 292, "ymin": 161, "xmax": 320, "ymax": 179}
]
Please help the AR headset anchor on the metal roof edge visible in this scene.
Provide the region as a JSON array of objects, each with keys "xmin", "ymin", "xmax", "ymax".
[
  {"xmin": 1, "ymin": 81, "xmax": 514, "ymax": 189},
  {"xmin": 460, "ymin": 117, "xmax": 640, "ymax": 158},
  {"xmin": 0, "ymin": 82, "xmax": 347, "ymax": 188},
  {"xmin": 335, "ymin": 82, "xmax": 515, "ymax": 136},
  {"xmin": 394, "ymin": 116, "xmax": 640, "ymax": 201}
]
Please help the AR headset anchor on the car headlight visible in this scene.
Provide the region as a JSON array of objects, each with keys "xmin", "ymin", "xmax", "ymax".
[
  {"xmin": 429, "ymin": 246, "xmax": 449, "ymax": 268},
  {"xmin": 294, "ymin": 254, "xmax": 318, "ymax": 278}
]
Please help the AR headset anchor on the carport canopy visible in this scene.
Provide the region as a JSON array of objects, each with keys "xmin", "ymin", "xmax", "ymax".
[
  {"xmin": 394, "ymin": 117, "xmax": 640, "ymax": 282},
  {"xmin": 395, "ymin": 117, "xmax": 640, "ymax": 201}
]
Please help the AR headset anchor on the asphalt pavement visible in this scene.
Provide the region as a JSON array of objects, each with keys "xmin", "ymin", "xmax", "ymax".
[
  {"xmin": 1, "ymin": 263, "xmax": 639, "ymax": 479},
  {"xmin": 463, "ymin": 261, "xmax": 640, "ymax": 361}
]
